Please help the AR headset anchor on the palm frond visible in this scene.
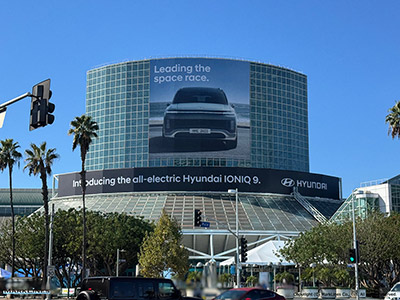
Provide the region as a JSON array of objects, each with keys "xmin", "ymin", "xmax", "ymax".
[{"xmin": 386, "ymin": 101, "xmax": 400, "ymax": 139}]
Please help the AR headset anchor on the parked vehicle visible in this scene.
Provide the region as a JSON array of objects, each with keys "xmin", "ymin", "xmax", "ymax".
[
  {"xmin": 76, "ymin": 277, "xmax": 182, "ymax": 300},
  {"xmin": 163, "ymin": 87, "xmax": 238, "ymax": 149},
  {"xmin": 385, "ymin": 282, "xmax": 400, "ymax": 300},
  {"xmin": 213, "ymin": 288, "xmax": 286, "ymax": 300}
]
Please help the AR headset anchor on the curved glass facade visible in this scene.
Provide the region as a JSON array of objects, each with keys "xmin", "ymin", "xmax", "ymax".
[{"xmin": 85, "ymin": 58, "xmax": 309, "ymax": 172}]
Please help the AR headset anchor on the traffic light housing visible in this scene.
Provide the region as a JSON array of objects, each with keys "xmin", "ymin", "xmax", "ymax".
[
  {"xmin": 194, "ymin": 209, "xmax": 202, "ymax": 227},
  {"xmin": 348, "ymin": 248, "xmax": 357, "ymax": 264},
  {"xmin": 30, "ymin": 79, "xmax": 55, "ymax": 130},
  {"xmin": 240, "ymin": 237, "xmax": 248, "ymax": 262}
]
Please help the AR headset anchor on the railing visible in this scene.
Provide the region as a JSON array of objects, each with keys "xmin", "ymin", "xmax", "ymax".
[{"xmin": 292, "ymin": 187, "xmax": 327, "ymax": 223}]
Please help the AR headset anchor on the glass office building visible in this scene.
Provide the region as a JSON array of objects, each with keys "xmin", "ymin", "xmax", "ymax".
[
  {"xmin": 52, "ymin": 57, "xmax": 338, "ymax": 265},
  {"xmin": 85, "ymin": 58, "xmax": 309, "ymax": 172},
  {"xmin": 330, "ymin": 175, "xmax": 400, "ymax": 224}
]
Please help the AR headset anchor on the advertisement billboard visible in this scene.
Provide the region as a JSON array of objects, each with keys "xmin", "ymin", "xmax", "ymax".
[
  {"xmin": 57, "ymin": 167, "xmax": 341, "ymax": 200},
  {"xmin": 149, "ymin": 58, "xmax": 250, "ymax": 160}
]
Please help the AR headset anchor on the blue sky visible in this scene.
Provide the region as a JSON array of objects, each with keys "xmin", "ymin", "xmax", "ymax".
[{"xmin": 0, "ymin": 0, "xmax": 399, "ymax": 197}]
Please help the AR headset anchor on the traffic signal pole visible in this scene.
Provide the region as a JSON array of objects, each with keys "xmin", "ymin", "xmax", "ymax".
[
  {"xmin": 0, "ymin": 92, "xmax": 31, "ymax": 128},
  {"xmin": 0, "ymin": 79, "xmax": 54, "ymax": 129},
  {"xmin": 235, "ymin": 189, "xmax": 240, "ymax": 288}
]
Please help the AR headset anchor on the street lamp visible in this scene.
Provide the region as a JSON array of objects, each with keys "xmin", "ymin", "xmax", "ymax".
[
  {"xmin": 352, "ymin": 190, "xmax": 360, "ymax": 300},
  {"xmin": 116, "ymin": 249, "xmax": 126, "ymax": 277},
  {"xmin": 46, "ymin": 204, "xmax": 55, "ymax": 300},
  {"xmin": 310, "ymin": 263, "xmax": 316, "ymax": 287},
  {"xmin": 228, "ymin": 188, "xmax": 240, "ymax": 288},
  {"xmin": 296, "ymin": 264, "xmax": 302, "ymax": 293}
]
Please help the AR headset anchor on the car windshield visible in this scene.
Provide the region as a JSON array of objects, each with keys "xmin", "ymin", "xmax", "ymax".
[
  {"xmin": 173, "ymin": 88, "xmax": 228, "ymax": 104},
  {"xmin": 392, "ymin": 283, "xmax": 400, "ymax": 292},
  {"xmin": 214, "ymin": 290, "xmax": 247, "ymax": 300}
]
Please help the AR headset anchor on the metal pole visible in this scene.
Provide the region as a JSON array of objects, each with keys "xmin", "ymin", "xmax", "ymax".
[
  {"xmin": 352, "ymin": 191, "xmax": 359, "ymax": 300},
  {"xmin": 46, "ymin": 204, "xmax": 55, "ymax": 300},
  {"xmin": 313, "ymin": 268, "xmax": 315, "ymax": 287},
  {"xmin": 235, "ymin": 188, "xmax": 240, "ymax": 288},
  {"xmin": 298, "ymin": 265, "xmax": 302, "ymax": 293},
  {"xmin": 0, "ymin": 92, "xmax": 31, "ymax": 110},
  {"xmin": 310, "ymin": 263, "xmax": 316, "ymax": 287},
  {"xmin": 116, "ymin": 249, "xmax": 120, "ymax": 277}
]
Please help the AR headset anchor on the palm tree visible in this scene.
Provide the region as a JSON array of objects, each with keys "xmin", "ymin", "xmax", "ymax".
[
  {"xmin": 24, "ymin": 142, "xmax": 59, "ymax": 287},
  {"xmin": 386, "ymin": 101, "xmax": 400, "ymax": 139},
  {"xmin": 68, "ymin": 114, "xmax": 98, "ymax": 279},
  {"xmin": 0, "ymin": 139, "xmax": 22, "ymax": 277}
]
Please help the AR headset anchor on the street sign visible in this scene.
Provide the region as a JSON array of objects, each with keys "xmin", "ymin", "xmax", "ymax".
[
  {"xmin": 200, "ymin": 221, "xmax": 210, "ymax": 228},
  {"xmin": 47, "ymin": 265, "xmax": 55, "ymax": 277},
  {"xmin": 230, "ymin": 265, "xmax": 235, "ymax": 275}
]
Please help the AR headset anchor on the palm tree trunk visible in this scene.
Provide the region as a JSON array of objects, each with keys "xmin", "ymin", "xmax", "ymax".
[
  {"xmin": 40, "ymin": 167, "xmax": 49, "ymax": 290},
  {"xmin": 81, "ymin": 156, "xmax": 87, "ymax": 281},
  {"xmin": 9, "ymin": 166, "xmax": 15, "ymax": 278}
]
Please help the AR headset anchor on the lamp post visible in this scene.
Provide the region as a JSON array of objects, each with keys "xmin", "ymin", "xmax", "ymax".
[
  {"xmin": 116, "ymin": 249, "xmax": 126, "ymax": 277},
  {"xmin": 352, "ymin": 190, "xmax": 359, "ymax": 300},
  {"xmin": 228, "ymin": 188, "xmax": 240, "ymax": 288},
  {"xmin": 310, "ymin": 263, "xmax": 316, "ymax": 287},
  {"xmin": 296, "ymin": 264, "xmax": 302, "ymax": 293}
]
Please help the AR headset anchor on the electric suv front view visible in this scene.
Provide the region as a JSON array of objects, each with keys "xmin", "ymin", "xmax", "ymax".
[{"xmin": 163, "ymin": 87, "xmax": 237, "ymax": 148}]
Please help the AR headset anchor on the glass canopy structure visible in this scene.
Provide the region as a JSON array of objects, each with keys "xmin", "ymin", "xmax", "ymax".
[{"xmin": 51, "ymin": 191, "xmax": 342, "ymax": 261}]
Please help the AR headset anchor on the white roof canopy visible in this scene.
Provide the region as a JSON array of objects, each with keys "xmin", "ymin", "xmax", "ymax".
[{"xmin": 220, "ymin": 240, "xmax": 295, "ymax": 266}]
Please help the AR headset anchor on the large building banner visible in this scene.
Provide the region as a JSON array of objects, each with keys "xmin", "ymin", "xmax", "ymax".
[
  {"xmin": 149, "ymin": 58, "xmax": 250, "ymax": 160},
  {"xmin": 57, "ymin": 167, "xmax": 341, "ymax": 199}
]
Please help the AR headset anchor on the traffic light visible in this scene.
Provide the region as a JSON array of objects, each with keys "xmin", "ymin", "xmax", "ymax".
[
  {"xmin": 30, "ymin": 79, "xmax": 55, "ymax": 130},
  {"xmin": 194, "ymin": 209, "xmax": 202, "ymax": 227},
  {"xmin": 240, "ymin": 237, "xmax": 248, "ymax": 262},
  {"xmin": 348, "ymin": 248, "xmax": 356, "ymax": 264}
]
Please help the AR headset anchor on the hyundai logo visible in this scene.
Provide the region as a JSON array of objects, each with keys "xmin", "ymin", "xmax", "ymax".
[{"xmin": 281, "ymin": 178, "xmax": 295, "ymax": 187}]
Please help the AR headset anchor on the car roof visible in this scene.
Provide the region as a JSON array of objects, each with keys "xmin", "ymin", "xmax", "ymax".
[
  {"xmin": 86, "ymin": 276, "xmax": 171, "ymax": 281},
  {"xmin": 177, "ymin": 87, "xmax": 223, "ymax": 92},
  {"xmin": 229, "ymin": 288, "xmax": 266, "ymax": 292}
]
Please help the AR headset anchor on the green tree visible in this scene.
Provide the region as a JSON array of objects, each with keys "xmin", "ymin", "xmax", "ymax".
[
  {"xmin": 356, "ymin": 212, "xmax": 400, "ymax": 292},
  {"xmin": 245, "ymin": 275, "xmax": 258, "ymax": 287},
  {"xmin": 0, "ymin": 209, "xmax": 154, "ymax": 288},
  {"xmin": 279, "ymin": 213, "xmax": 400, "ymax": 295},
  {"xmin": 279, "ymin": 222, "xmax": 352, "ymax": 267},
  {"xmin": 386, "ymin": 101, "xmax": 400, "ymax": 139},
  {"xmin": 0, "ymin": 213, "xmax": 44, "ymax": 279},
  {"xmin": 52, "ymin": 209, "xmax": 83, "ymax": 288},
  {"xmin": 139, "ymin": 210, "xmax": 189, "ymax": 278},
  {"xmin": 68, "ymin": 114, "xmax": 99, "ymax": 278},
  {"xmin": 24, "ymin": 142, "xmax": 59, "ymax": 287},
  {"xmin": 16, "ymin": 212, "xmax": 45, "ymax": 277},
  {"xmin": 0, "ymin": 139, "xmax": 22, "ymax": 277},
  {"xmin": 87, "ymin": 211, "xmax": 153, "ymax": 276},
  {"xmin": 186, "ymin": 271, "xmax": 202, "ymax": 285},
  {"xmin": 275, "ymin": 271, "xmax": 295, "ymax": 285}
]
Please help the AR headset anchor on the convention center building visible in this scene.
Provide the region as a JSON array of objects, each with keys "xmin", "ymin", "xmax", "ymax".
[{"xmin": 49, "ymin": 57, "xmax": 344, "ymax": 263}]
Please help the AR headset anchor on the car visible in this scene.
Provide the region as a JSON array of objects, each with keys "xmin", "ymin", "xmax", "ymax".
[
  {"xmin": 163, "ymin": 87, "xmax": 238, "ymax": 149},
  {"xmin": 212, "ymin": 288, "xmax": 286, "ymax": 300},
  {"xmin": 385, "ymin": 282, "xmax": 400, "ymax": 300},
  {"xmin": 76, "ymin": 276, "xmax": 183, "ymax": 300}
]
